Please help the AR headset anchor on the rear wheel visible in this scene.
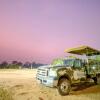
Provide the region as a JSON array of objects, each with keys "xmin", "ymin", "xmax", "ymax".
[
  {"xmin": 58, "ymin": 78, "xmax": 71, "ymax": 96},
  {"xmin": 93, "ymin": 75, "xmax": 100, "ymax": 85},
  {"xmin": 97, "ymin": 75, "xmax": 100, "ymax": 85},
  {"xmin": 93, "ymin": 77, "xmax": 97, "ymax": 84}
]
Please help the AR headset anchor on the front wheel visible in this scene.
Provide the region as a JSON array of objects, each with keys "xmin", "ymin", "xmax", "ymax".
[{"xmin": 58, "ymin": 78, "xmax": 71, "ymax": 96}]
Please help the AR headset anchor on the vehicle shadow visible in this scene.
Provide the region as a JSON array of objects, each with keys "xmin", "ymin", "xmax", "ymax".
[
  {"xmin": 70, "ymin": 82, "xmax": 100, "ymax": 95},
  {"xmin": 72, "ymin": 82, "xmax": 95, "ymax": 91}
]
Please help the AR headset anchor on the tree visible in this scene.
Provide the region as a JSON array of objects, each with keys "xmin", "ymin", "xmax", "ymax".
[
  {"xmin": 9, "ymin": 61, "xmax": 22, "ymax": 69},
  {"xmin": 23, "ymin": 62, "xmax": 31, "ymax": 68},
  {"xmin": 12, "ymin": 61, "xmax": 18, "ymax": 65},
  {"xmin": 0, "ymin": 61, "xmax": 8, "ymax": 69}
]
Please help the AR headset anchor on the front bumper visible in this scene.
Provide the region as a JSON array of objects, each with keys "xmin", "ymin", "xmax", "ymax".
[{"xmin": 36, "ymin": 75, "xmax": 58, "ymax": 87}]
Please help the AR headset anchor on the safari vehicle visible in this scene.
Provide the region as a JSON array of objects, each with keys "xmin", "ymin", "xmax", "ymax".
[{"xmin": 36, "ymin": 46, "xmax": 100, "ymax": 95}]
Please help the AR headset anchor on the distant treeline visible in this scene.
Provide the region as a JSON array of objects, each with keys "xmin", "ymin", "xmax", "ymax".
[{"xmin": 0, "ymin": 61, "xmax": 45, "ymax": 69}]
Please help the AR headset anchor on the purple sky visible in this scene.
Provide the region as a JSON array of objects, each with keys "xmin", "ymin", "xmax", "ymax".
[{"xmin": 0, "ymin": 0, "xmax": 100, "ymax": 64}]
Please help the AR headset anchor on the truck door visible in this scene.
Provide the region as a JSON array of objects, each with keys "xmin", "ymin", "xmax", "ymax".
[{"xmin": 73, "ymin": 59, "xmax": 86, "ymax": 80}]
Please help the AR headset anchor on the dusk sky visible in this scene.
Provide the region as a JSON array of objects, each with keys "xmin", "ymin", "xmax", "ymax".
[{"xmin": 0, "ymin": 0, "xmax": 100, "ymax": 64}]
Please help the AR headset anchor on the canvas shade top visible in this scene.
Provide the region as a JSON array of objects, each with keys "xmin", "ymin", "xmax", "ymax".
[{"xmin": 65, "ymin": 45, "xmax": 100, "ymax": 56}]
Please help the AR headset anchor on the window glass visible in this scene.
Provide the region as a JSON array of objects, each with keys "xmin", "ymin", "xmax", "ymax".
[{"xmin": 74, "ymin": 60, "xmax": 81, "ymax": 68}]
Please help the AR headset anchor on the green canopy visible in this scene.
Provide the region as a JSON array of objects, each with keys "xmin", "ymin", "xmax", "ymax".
[{"xmin": 65, "ymin": 45, "xmax": 100, "ymax": 56}]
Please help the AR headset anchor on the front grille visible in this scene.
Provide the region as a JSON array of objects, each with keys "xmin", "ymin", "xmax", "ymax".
[{"xmin": 37, "ymin": 68, "xmax": 48, "ymax": 77}]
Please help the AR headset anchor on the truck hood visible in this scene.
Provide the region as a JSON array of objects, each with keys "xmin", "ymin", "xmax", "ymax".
[
  {"xmin": 38, "ymin": 64, "xmax": 71, "ymax": 70},
  {"xmin": 38, "ymin": 65, "xmax": 51, "ymax": 69}
]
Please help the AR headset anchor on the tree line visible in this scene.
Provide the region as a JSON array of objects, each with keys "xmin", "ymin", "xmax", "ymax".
[{"xmin": 0, "ymin": 61, "xmax": 44, "ymax": 69}]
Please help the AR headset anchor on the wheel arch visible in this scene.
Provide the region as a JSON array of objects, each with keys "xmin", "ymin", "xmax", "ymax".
[{"xmin": 57, "ymin": 74, "xmax": 71, "ymax": 86}]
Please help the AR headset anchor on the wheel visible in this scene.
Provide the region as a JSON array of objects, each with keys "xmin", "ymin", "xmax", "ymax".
[
  {"xmin": 93, "ymin": 77, "xmax": 97, "ymax": 84},
  {"xmin": 58, "ymin": 78, "xmax": 71, "ymax": 96},
  {"xmin": 93, "ymin": 75, "xmax": 100, "ymax": 85},
  {"xmin": 97, "ymin": 75, "xmax": 100, "ymax": 85}
]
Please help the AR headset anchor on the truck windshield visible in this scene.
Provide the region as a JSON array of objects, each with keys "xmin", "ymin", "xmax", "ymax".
[
  {"xmin": 51, "ymin": 59, "xmax": 64, "ymax": 66},
  {"xmin": 51, "ymin": 59, "xmax": 75, "ymax": 67}
]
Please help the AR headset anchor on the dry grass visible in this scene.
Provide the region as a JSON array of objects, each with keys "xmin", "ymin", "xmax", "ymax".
[{"xmin": 0, "ymin": 87, "xmax": 13, "ymax": 100}]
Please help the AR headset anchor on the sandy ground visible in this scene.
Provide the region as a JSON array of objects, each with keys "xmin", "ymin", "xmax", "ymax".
[{"xmin": 0, "ymin": 69, "xmax": 100, "ymax": 100}]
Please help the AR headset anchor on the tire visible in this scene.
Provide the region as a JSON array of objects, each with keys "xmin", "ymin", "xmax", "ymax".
[
  {"xmin": 58, "ymin": 78, "xmax": 71, "ymax": 96},
  {"xmin": 93, "ymin": 77, "xmax": 97, "ymax": 85},
  {"xmin": 97, "ymin": 75, "xmax": 100, "ymax": 85}
]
